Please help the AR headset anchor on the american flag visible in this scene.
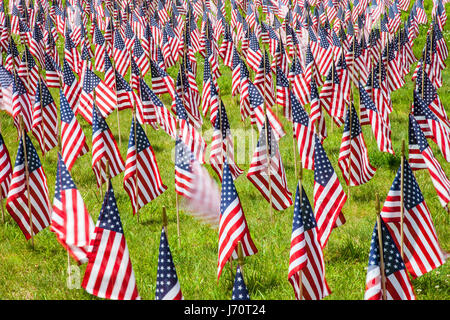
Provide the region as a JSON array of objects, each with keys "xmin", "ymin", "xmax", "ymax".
[
  {"xmin": 93, "ymin": 23, "xmax": 106, "ymax": 73},
  {"xmin": 316, "ymin": 25, "xmax": 333, "ymax": 77},
  {"xmin": 276, "ymin": 65, "xmax": 291, "ymax": 120},
  {"xmin": 44, "ymin": 53, "xmax": 61, "ymax": 88},
  {"xmin": 320, "ymin": 64, "xmax": 345, "ymax": 126},
  {"xmin": 113, "ymin": 30, "xmax": 130, "ymax": 78},
  {"xmin": 155, "ymin": 228, "xmax": 183, "ymax": 300},
  {"xmin": 412, "ymin": 91, "xmax": 450, "ymax": 163},
  {"xmin": 408, "ymin": 114, "xmax": 450, "ymax": 208},
  {"xmin": 136, "ymin": 77, "xmax": 157, "ymax": 127},
  {"xmin": 219, "ymin": 24, "xmax": 234, "ymax": 69},
  {"xmin": 132, "ymin": 37, "xmax": 149, "ymax": 77},
  {"xmin": 174, "ymin": 138, "xmax": 195, "ymax": 198},
  {"xmin": 64, "ymin": 29, "xmax": 80, "ymax": 74},
  {"xmin": 338, "ymin": 104, "xmax": 377, "ymax": 186},
  {"xmin": 29, "ymin": 22, "xmax": 45, "ymax": 68},
  {"xmin": 231, "ymin": 265, "xmax": 250, "ymax": 300},
  {"xmin": 238, "ymin": 59, "xmax": 252, "ymax": 121},
  {"xmin": 364, "ymin": 218, "xmax": 416, "ymax": 300},
  {"xmin": 247, "ymin": 31, "xmax": 263, "ymax": 72},
  {"xmin": 292, "ymin": 92, "xmax": 315, "ymax": 170},
  {"xmin": 209, "ymin": 102, "xmax": 243, "ymax": 181},
  {"xmin": 18, "ymin": 47, "xmax": 39, "ymax": 99},
  {"xmin": 79, "ymin": 65, "xmax": 102, "ymax": 124},
  {"xmin": 82, "ymin": 182, "xmax": 140, "ymax": 300},
  {"xmin": 0, "ymin": 132, "xmax": 12, "ymax": 199},
  {"xmin": 174, "ymin": 94, "xmax": 206, "ymax": 164},
  {"xmin": 218, "ymin": 162, "xmax": 258, "ymax": 280},
  {"xmin": 5, "ymin": 38, "xmax": 21, "ymax": 73},
  {"xmin": 247, "ymin": 120, "xmax": 293, "ymax": 211},
  {"xmin": 124, "ymin": 117, "xmax": 167, "ymax": 215},
  {"xmin": 50, "ymin": 154, "xmax": 94, "ymax": 264},
  {"xmin": 62, "ymin": 58, "xmax": 81, "ymax": 115},
  {"xmin": 385, "ymin": 42, "xmax": 405, "ymax": 93},
  {"xmin": 31, "ymin": 79, "xmax": 58, "ymax": 156},
  {"xmin": 314, "ymin": 135, "xmax": 347, "ymax": 248},
  {"xmin": 288, "ymin": 183, "xmax": 330, "ymax": 300},
  {"xmin": 381, "ymin": 160, "xmax": 446, "ymax": 279},
  {"xmin": 60, "ymin": 89, "xmax": 88, "ymax": 172},
  {"xmin": 115, "ymin": 70, "xmax": 134, "ymax": 111},
  {"xmin": 123, "ymin": 21, "xmax": 136, "ymax": 51},
  {"xmin": 12, "ymin": 73, "xmax": 33, "ymax": 135},
  {"xmin": 358, "ymin": 82, "xmax": 394, "ymax": 154},
  {"xmin": 91, "ymin": 105, "xmax": 125, "ymax": 188},
  {"xmin": 6, "ymin": 133, "xmax": 51, "ymax": 240},
  {"xmin": 150, "ymin": 59, "xmax": 176, "ymax": 99},
  {"xmin": 309, "ymin": 77, "xmax": 328, "ymax": 143}
]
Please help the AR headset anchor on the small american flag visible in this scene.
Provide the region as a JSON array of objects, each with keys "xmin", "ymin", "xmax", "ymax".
[
  {"xmin": 381, "ymin": 160, "xmax": 446, "ymax": 279},
  {"xmin": 93, "ymin": 23, "xmax": 106, "ymax": 73},
  {"xmin": 338, "ymin": 104, "xmax": 377, "ymax": 186},
  {"xmin": 174, "ymin": 138, "xmax": 195, "ymax": 198},
  {"xmin": 358, "ymin": 82, "xmax": 394, "ymax": 154},
  {"xmin": 12, "ymin": 73, "xmax": 33, "ymax": 135},
  {"xmin": 231, "ymin": 265, "xmax": 250, "ymax": 300},
  {"xmin": 276, "ymin": 65, "xmax": 291, "ymax": 120},
  {"xmin": 6, "ymin": 133, "xmax": 51, "ymax": 240},
  {"xmin": 113, "ymin": 30, "xmax": 130, "ymax": 78},
  {"xmin": 320, "ymin": 64, "xmax": 345, "ymax": 126},
  {"xmin": 150, "ymin": 59, "xmax": 176, "ymax": 99},
  {"xmin": 209, "ymin": 102, "xmax": 243, "ymax": 181},
  {"xmin": 247, "ymin": 31, "xmax": 263, "ymax": 72},
  {"xmin": 288, "ymin": 183, "xmax": 330, "ymax": 300},
  {"xmin": 314, "ymin": 135, "xmax": 347, "ymax": 248},
  {"xmin": 292, "ymin": 92, "xmax": 315, "ymax": 170},
  {"xmin": 64, "ymin": 29, "xmax": 80, "ymax": 74},
  {"xmin": 60, "ymin": 89, "xmax": 88, "ymax": 171},
  {"xmin": 132, "ymin": 37, "xmax": 150, "ymax": 77},
  {"xmin": 82, "ymin": 182, "xmax": 140, "ymax": 300},
  {"xmin": 44, "ymin": 53, "xmax": 61, "ymax": 88},
  {"xmin": 247, "ymin": 120, "xmax": 293, "ymax": 211},
  {"xmin": 91, "ymin": 105, "xmax": 125, "ymax": 188},
  {"xmin": 364, "ymin": 218, "xmax": 415, "ymax": 300},
  {"xmin": 316, "ymin": 25, "xmax": 333, "ymax": 77},
  {"xmin": 155, "ymin": 228, "xmax": 183, "ymax": 300},
  {"xmin": 408, "ymin": 114, "xmax": 449, "ymax": 208},
  {"xmin": 124, "ymin": 117, "xmax": 167, "ymax": 215},
  {"xmin": 218, "ymin": 162, "xmax": 257, "ymax": 280},
  {"xmin": 51, "ymin": 154, "xmax": 94, "ymax": 264},
  {"xmin": 0, "ymin": 132, "xmax": 12, "ymax": 199},
  {"xmin": 79, "ymin": 65, "xmax": 102, "ymax": 124},
  {"xmin": 62, "ymin": 58, "xmax": 81, "ymax": 115},
  {"xmin": 412, "ymin": 91, "xmax": 450, "ymax": 162}
]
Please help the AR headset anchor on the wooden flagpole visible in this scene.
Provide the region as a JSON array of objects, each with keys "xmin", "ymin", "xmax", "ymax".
[
  {"xmin": 110, "ymin": 18, "xmax": 122, "ymax": 148},
  {"xmin": 92, "ymin": 88, "xmax": 103, "ymax": 199},
  {"xmin": 375, "ymin": 193, "xmax": 387, "ymax": 300},
  {"xmin": 0, "ymin": 121, "xmax": 4, "ymax": 223},
  {"xmin": 347, "ymin": 102, "xmax": 353, "ymax": 200},
  {"xmin": 237, "ymin": 240, "xmax": 244, "ymax": 278},
  {"xmin": 291, "ymin": 46, "xmax": 298, "ymax": 180},
  {"xmin": 132, "ymin": 109, "xmax": 141, "ymax": 223},
  {"xmin": 20, "ymin": 116, "xmax": 34, "ymax": 249},
  {"xmin": 330, "ymin": 52, "xmax": 335, "ymax": 132},
  {"xmin": 400, "ymin": 139, "xmax": 405, "ymax": 261}
]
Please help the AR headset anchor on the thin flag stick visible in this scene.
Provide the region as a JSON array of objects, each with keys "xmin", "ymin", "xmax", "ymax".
[
  {"xmin": 347, "ymin": 99, "xmax": 353, "ymax": 200},
  {"xmin": 262, "ymin": 48, "xmax": 273, "ymax": 220},
  {"xmin": 237, "ymin": 240, "xmax": 244, "ymax": 278},
  {"xmin": 20, "ymin": 116, "xmax": 34, "ymax": 249},
  {"xmin": 400, "ymin": 139, "xmax": 405, "ymax": 261},
  {"xmin": 298, "ymin": 160, "xmax": 304, "ymax": 300},
  {"xmin": 132, "ymin": 109, "xmax": 140, "ymax": 223},
  {"xmin": 93, "ymin": 88, "xmax": 103, "ymax": 199},
  {"xmin": 291, "ymin": 47, "xmax": 297, "ymax": 180},
  {"xmin": 162, "ymin": 206, "xmax": 168, "ymax": 238},
  {"xmin": 330, "ymin": 52, "xmax": 335, "ymax": 132},
  {"xmin": 0, "ymin": 121, "xmax": 4, "ymax": 223},
  {"xmin": 375, "ymin": 193, "xmax": 387, "ymax": 300},
  {"xmin": 110, "ymin": 19, "xmax": 122, "ymax": 147}
]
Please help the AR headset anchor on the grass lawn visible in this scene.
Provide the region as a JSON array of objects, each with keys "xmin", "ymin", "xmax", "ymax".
[{"xmin": 0, "ymin": 1, "xmax": 448, "ymax": 300}]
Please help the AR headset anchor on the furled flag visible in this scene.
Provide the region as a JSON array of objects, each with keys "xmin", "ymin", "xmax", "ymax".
[
  {"xmin": 124, "ymin": 116, "xmax": 167, "ymax": 215},
  {"xmin": 276, "ymin": 65, "xmax": 291, "ymax": 120},
  {"xmin": 247, "ymin": 120, "xmax": 293, "ymax": 211},
  {"xmin": 82, "ymin": 182, "xmax": 140, "ymax": 300},
  {"xmin": 316, "ymin": 24, "xmax": 333, "ymax": 77},
  {"xmin": 381, "ymin": 161, "xmax": 446, "ymax": 279},
  {"xmin": 6, "ymin": 133, "xmax": 51, "ymax": 240},
  {"xmin": 364, "ymin": 218, "xmax": 416, "ymax": 300},
  {"xmin": 64, "ymin": 29, "xmax": 80, "ymax": 74},
  {"xmin": 292, "ymin": 92, "xmax": 315, "ymax": 170},
  {"xmin": 218, "ymin": 162, "xmax": 258, "ymax": 280},
  {"xmin": 314, "ymin": 135, "xmax": 347, "ymax": 248},
  {"xmin": 231, "ymin": 265, "xmax": 250, "ymax": 300},
  {"xmin": 93, "ymin": 23, "xmax": 106, "ymax": 72},
  {"xmin": 91, "ymin": 105, "xmax": 125, "ymax": 188},
  {"xmin": 338, "ymin": 104, "xmax": 376, "ymax": 186},
  {"xmin": 60, "ymin": 89, "xmax": 88, "ymax": 171},
  {"xmin": 51, "ymin": 154, "xmax": 94, "ymax": 264},
  {"xmin": 247, "ymin": 30, "xmax": 263, "ymax": 72},
  {"xmin": 408, "ymin": 114, "xmax": 449, "ymax": 207},
  {"xmin": 44, "ymin": 52, "xmax": 62, "ymax": 88},
  {"xmin": 32, "ymin": 79, "xmax": 58, "ymax": 156},
  {"xmin": 12, "ymin": 73, "xmax": 33, "ymax": 135},
  {"xmin": 174, "ymin": 138, "xmax": 195, "ymax": 199},
  {"xmin": 288, "ymin": 183, "xmax": 330, "ymax": 300},
  {"xmin": 209, "ymin": 101, "xmax": 243, "ymax": 181},
  {"xmin": 359, "ymin": 82, "xmax": 394, "ymax": 154},
  {"xmin": 155, "ymin": 228, "xmax": 183, "ymax": 300},
  {"xmin": 309, "ymin": 77, "xmax": 328, "ymax": 143},
  {"xmin": 0, "ymin": 131, "xmax": 12, "ymax": 200},
  {"xmin": 412, "ymin": 91, "xmax": 450, "ymax": 162}
]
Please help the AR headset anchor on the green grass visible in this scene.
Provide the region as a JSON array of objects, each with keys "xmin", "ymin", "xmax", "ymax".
[{"xmin": 0, "ymin": 2, "xmax": 448, "ymax": 300}]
